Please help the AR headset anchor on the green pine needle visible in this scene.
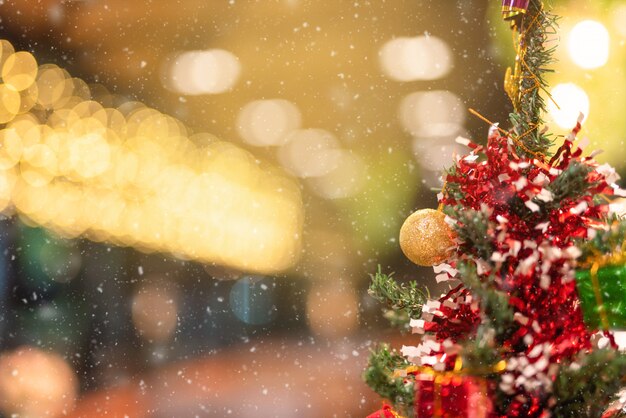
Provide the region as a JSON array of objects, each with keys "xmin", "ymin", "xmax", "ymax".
[
  {"xmin": 578, "ymin": 215, "xmax": 626, "ymax": 264},
  {"xmin": 509, "ymin": 0, "xmax": 558, "ymax": 157},
  {"xmin": 543, "ymin": 161, "xmax": 595, "ymax": 207},
  {"xmin": 368, "ymin": 266, "xmax": 427, "ymax": 329},
  {"xmin": 443, "ymin": 206, "xmax": 495, "ymax": 262},
  {"xmin": 553, "ymin": 349, "xmax": 626, "ymax": 417},
  {"xmin": 363, "ymin": 345, "xmax": 415, "ymax": 418}
]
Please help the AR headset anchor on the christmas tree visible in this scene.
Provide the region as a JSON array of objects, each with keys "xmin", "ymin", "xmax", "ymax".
[{"xmin": 365, "ymin": 1, "xmax": 626, "ymax": 417}]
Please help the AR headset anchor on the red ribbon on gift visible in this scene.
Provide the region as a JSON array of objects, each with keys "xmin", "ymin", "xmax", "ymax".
[
  {"xmin": 392, "ymin": 361, "xmax": 505, "ymax": 418},
  {"xmin": 367, "ymin": 403, "xmax": 404, "ymax": 418},
  {"xmin": 414, "ymin": 372, "xmax": 496, "ymax": 418}
]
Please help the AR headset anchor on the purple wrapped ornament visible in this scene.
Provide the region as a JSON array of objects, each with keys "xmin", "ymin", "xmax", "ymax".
[{"xmin": 502, "ymin": 0, "xmax": 530, "ymax": 20}]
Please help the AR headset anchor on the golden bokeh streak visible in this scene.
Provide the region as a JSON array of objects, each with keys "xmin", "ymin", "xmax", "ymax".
[{"xmin": 0, "ymin": 40, "xmax": 303, "ymax": 274}]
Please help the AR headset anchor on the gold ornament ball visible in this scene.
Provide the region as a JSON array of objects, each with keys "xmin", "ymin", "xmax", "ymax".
[
  {"xmin": 399, "ymin": 208, "xmax": 454, "ymax": 266},
  {"xmin": 0, "ymin": 346, "xmax": 78, "ymax": 417}
]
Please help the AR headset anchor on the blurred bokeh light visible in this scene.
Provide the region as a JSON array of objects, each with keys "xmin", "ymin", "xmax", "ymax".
[
  {"xmin": 0, "ymin": 346, "xmax": 78, "ymax": 417},
  {"xmin": 237, "ymin": 99, "xmax": 302, "ymax": 147},
  {"xmin": 547, "ymin": 83, "xmax": 590, "ymax": 129},
  {"xmin": 165, "ymin": 49, "xmax": 241, "ymax": 95},
  {"xmin": 567, "ymin": 20, "xmax": 610, "ymax": 69},
  {"xmin": 0, "ymin": 45, "xmax": 303, "ymax": 273},
  {"xmin": 379, "ymin": 35, "xmax": 453, "ymax": 81}
]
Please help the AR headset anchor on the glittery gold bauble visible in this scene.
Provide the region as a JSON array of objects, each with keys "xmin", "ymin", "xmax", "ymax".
[
  {"xmin": 0, "ymin": 346, "xmax": 78, "ymax": 417},
  {"xmin": 399, "ymin": 208, "xmax": 454, "ymax": 266}
]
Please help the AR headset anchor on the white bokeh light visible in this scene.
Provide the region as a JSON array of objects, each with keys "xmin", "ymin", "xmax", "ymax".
[
  {"xmin": 308, "ymin": 152, "xmax": 366, "ymax": 199},
  {"xmin": 277, "ymin": 129, "xmax": 342, "ymax": 178},
  {"xmin": 412, "ymin": 136, "xmax": 465, "ymax": 172},
  {"xmin": 236, "ymin": 99, "xmax": 302, "ymax": 146},
  {"xmin": 399, "ymin": 90, "xmax": 465, "ymax": 137},
  {"xmin": 167, "ymin": 49, "xmax": 241, "ymax": 95},
  {"xmin": 379, "ymin": 35, "xmax": 452, "ymax": 81},
  {"xmin": 547, "ymin": 83, "xmax": 590, "ymax": 129},
  {"xmin": 567, "ymin": 20, "xmax": 610, "ymax": 69}
]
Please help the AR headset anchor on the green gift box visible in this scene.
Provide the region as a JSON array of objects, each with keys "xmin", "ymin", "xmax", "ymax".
[{"xmin": 575, "ymin": 264, "xmax": 626, "ymax": 330}]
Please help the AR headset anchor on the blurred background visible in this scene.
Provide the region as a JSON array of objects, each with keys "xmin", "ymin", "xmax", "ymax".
[{"xmin": 0, "ymin": 0, "xmax": 624, "ymax": 416}]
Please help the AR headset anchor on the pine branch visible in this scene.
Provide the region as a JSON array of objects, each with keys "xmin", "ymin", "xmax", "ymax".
[
  {"xmin": 543, "ymin": 161, "xmax": 595, "ymax": 207},
  {"xmin": 578, "ymin": 215, "xmax": 626, "ymax": 263},
  {"xmin": 443, "ymin": 206, "xmax": 495, "ymax": 262},
  {"xmin": 511, "ymin": 160, "xmax": 598, "ymax": 221},
  {"xmin": 459, "ymin": 327, "xmax": 502, "ymax": 373},
  {"xmin": 368, "ymin": 267, "xmax": 427, "ymax": 329},
  {"xmin": 442, "ymin": 165, "xmax": 465, "ymax": 202},
  {"xmin": 552, "ymin": 349, "xmax": 626, "ymax": 417},
  {"xmin": 364, "ymin": 345, "xmax": 415, "ymax": 418},
  {"xmin": 457, "ymin": 261, "xmax": 517, "ymax": 344},
  {"xmin": 509, "ymin": 0, "xmax": 558, "ymax": 157}
]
